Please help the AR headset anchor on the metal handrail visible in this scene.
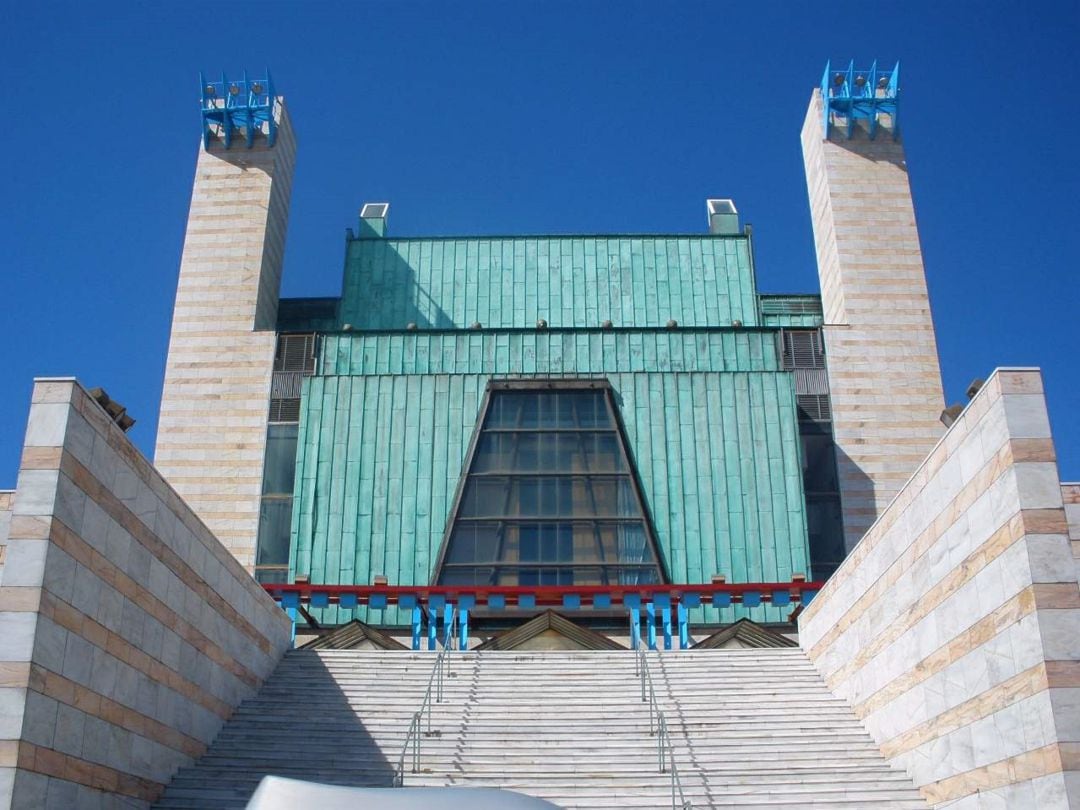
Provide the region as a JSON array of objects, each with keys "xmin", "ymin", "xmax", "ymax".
[
  {"xmin": 394, "ymin": 609, "xmax": 458, "ymax": 787},
  {"xmin": 635, "ymin": 643, "xmax": 692, "ymax": 810}
]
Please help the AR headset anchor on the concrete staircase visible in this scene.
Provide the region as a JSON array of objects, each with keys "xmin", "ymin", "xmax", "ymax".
[{"xmin": 153, "ymin": 648, "xmax": 928, "ymax": 809}]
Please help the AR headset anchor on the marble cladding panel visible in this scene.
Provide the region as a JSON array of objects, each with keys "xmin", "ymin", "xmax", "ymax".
[
  {"xmin": 0, "ymin": 379, "xmax": 293, "ymax": 809},
  {"xmin": 1062, "ymin": 484, "xmax": 1080, "ymax": 589},
  {"xmin": 799, "ymin": 368, "xmax": 1080, "ymax": 808},
  {"xmin": 0, "ymin": 491, "xmax": 12, "ymax": 582}
]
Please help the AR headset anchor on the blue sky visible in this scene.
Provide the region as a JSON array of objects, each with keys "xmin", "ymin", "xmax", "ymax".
[{"xmin": 1, "ymin": 0, "xmax": 1077, "ymax": 486}]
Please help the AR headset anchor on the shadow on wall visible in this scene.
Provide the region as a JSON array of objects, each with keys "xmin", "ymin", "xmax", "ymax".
[
  {"xmin": 153, "ymin": 652, "xmax": 400, "ymax": 808},
  {"xmin": 825, "ymin": 446, "xmax": 877, "ymax": 573},
  {"xmin": 829, "ymin": 119, "xmax": 908, "ymax": 169},
  {"xmin": 342, "ymin": 242, "xmax": 456, "ymax": 330}
]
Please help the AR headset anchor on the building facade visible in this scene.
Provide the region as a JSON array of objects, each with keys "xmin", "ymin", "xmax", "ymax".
[{"xmin": 152, "ymin": 65, "xmax": 937, "ymax": 631}]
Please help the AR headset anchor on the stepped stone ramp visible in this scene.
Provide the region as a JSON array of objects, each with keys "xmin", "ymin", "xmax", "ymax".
[{"xmin": 152, "ymin": 648, "xmax": 928, "ymax": 809}]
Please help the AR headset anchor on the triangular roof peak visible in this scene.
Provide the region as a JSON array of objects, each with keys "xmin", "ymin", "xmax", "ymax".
[
  {"xmin": 301, "ymin": 619, "xmax": 409, "ymax": 651},
  {"xmin": 476, "ymin": 610, "xmax": 626, "ymax": 651},
  {"xmin": 692, "ymin": 618, "xmax": 798, "ymax": 650}
]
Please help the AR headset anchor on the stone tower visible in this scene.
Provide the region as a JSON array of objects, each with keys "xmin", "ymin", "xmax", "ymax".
[
  {"xmin": 155, "ymin": 74, "xmax": 296, "ymax": 569},
  {"xmin": 801, "ymin": 62, "xmax": 945, "ymax": 550}
]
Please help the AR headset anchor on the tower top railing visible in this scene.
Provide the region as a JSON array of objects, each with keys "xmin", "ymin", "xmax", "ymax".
[
  {"xmin": 199, "ymin": 70, "xmax": 278, "ymax": 149},
  {"xmin": 820, "ymin": 60, "xmax": 900, "ymax": 140}
]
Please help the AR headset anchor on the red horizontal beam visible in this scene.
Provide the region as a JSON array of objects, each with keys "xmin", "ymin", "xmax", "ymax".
[{"xmin": 261, "ymin": 581, "xmax": 823, "ymax": 608}]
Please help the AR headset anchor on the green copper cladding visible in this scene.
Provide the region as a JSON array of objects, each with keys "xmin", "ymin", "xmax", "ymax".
[
  {"xmin": 338, "ymin": 235, "xmax": 760, "ymax": 330},
  {"xmin": 319, "ymin": 330, "xmax": 783, "ymax": 376},
  {"xmin": 290, "ymin": 370, "xmax": 808, "ymax": 624}
]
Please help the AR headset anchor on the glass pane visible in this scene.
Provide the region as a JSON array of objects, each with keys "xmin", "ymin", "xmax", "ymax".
[
  {"xmin": 614, "ymin": 523, "xmax": 648, "ymax": 563},
  {"xmin": 593, "ymin": 434, "xmax": 623, "ymax": 471},
  {"xmin": 515, "ymin": 433, "xmax": 539, "ymax": 471},
  {"xmin": 262, "ymin": 424, "xmax": 299, "ymax": 495},
  {"xmin": 473, "ymin": 434, "xmax": 511, "ymax": 473},
  {"xmin": 519, "ymin": 525, "xmax": 539, "ymax": 562},
  {"xmin": 256, "ymin": 498, "xmax": 292, "ymax": 566},
  {"xmin": 801, "ymin": 433, "xmax": 839, "ymax": 493},
  {"xmin": 459, "ymin": 478, "xmax": 512, "ymax": 517}
]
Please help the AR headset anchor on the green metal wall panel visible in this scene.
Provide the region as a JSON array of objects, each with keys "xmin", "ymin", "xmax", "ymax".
[
  {"xmin": 760, "ymin": 313, "xmax": 825, "ymax": 328},
  {"xmin": 319, "ymin": 331, "xmax": 781, "ymax": 376},
  {"xmin": 339, "ymin": 236, "xmax": 759, "ymax": 330},
  {"xmin": 291, "ymin": 370, "xmax": 809, "ymax": 624}
]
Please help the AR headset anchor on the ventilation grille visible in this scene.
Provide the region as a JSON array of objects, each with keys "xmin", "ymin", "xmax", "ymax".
[
  {"xmin": 760, "ymin": 296, "xmax": 823, "ymax": 316},
  {"xmin": 797, "ymin": 394, "xmax": 832, "ymax": 423},
  {"xmin": 274, "ymin": 334, "xmax": 316, "ymax": 373},
  {"xmin": 268, "ymin": 397, "xmax": 301, "ymax": 423},
  {"xmin": 781, "ymin": 330, "xmax": 826, "ymax": 369},
  {"xmin": 269, "ymin": 334, "xmax": 316, "ymax": 423},
  {"xmin": 794, "ymin": 368, "xmax": 829, "ymax": 395}
]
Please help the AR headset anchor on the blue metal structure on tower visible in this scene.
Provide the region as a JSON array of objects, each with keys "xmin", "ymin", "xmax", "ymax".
[
  {"xmin": 821, "ymin": 60, "xmax": 900, "ymax": 140},
  {"xmin": 199, "ymin": 71, "xmax": 277, "ymax": 149}
]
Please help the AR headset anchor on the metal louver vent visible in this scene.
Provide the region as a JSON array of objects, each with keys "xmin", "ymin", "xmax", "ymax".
[
  {"xmin": 268, "ymin": 397, "xmax": 302, "ymax": 423},
  {"xmin": 797, "ymin": 394, "xmax": 832, "ymax": 422},
  {"xmin": 781, "ymin": 330, "xmax": 825, "ymax": 370},
  {"xmin": 760, "ymin": 297, "xmax": 824, "ymax": 316},
  {"xmin": 274, "ymin": 334, "xmax": 316, "ymax": 373},
  {"xmin": 269, "ymin": 333, "xmax": 316, "ymax": 423},
  {"xmin": 794, "ymin": 368, "xmax": 829, "ymax": 395}
]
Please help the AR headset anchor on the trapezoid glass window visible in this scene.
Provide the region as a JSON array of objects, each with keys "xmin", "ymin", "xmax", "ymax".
[{"xmin": 435, "ymin": 383, "xmax": 665, "ymax": 588}]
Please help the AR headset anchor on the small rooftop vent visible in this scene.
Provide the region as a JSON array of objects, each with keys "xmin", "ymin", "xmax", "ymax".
[
  {"xmin": 358, "ymin": 202, "xmax": 389, "ymax": 238},
  {"xmin": 707, "ymin": 199, "xmax": 739, "ymax": 235}
]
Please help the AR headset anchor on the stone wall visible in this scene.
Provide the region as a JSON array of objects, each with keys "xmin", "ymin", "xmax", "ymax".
[
  {"xmin": 0, "ymin": 379, "xmax": 292, "ymax": 809},
  {"xmin": 799, "ymin": 368, "xmax": 1080, "ymax": 808},
  {"xmin": 0, "ymin": 492, "xmax": 12, "ymax": 581},
  {"xmin": 154, "ymin": 101, "xmax": 296, "ymax": 571},
  {"xmin": 801, "ymin": 89, "xmax": 945, "ymax": 550},
  {"xmin": 1064, "ymin": 483, "xmax": 1080, "ymax": 586}
]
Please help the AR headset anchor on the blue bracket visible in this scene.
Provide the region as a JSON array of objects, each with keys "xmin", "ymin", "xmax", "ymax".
[
  {"xmin": 743, "ymin": 590, "xmax": 761, "ymax": 608},
  {"xmin": 562, "ymin": 594, "xmax": 581, "ymax": 610},
  {"xmin": 594, "ymin": 594, "xmax": 612, "ymax": 609},
  {"xmin": 339, "ymin": 594, "xmax": 358, "ymax": 610},
  {"xmin": 411, "ymin": 605, "xmax": 422, "ymax": 650},
  {"xmin": 199, "ymin": 70, "xmax": 278, "ymax": 150},
  {"xmin": 677, "ymin": 603, "xmax": 689, "ymax": 650},
  {"xmin": 279, "ymin": 598, "xmax": 298, "ymax": 645},
  {"xmin": 427, "ymin": 607, "xmax": 438, "ymax": 651},
  {"xmin": 488, "ymin": 594, "xmax": 506, "ymax": 610},
  {"xmin": 310, "ymin": 593, "xmax": 329, "ymax": 609},
  {"xmin": 442, "ymin": 604, "xmax": 455, "ymax": 648}
]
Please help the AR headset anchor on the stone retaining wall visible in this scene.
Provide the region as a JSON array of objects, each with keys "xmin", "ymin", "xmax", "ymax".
[
  {"xmin": 799, "ymin": 368, "xmax": 1080, "ymax": 808},
  {"xmin": 0, "ymin": 379, "xmax": 292, "ymax": 809}
]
